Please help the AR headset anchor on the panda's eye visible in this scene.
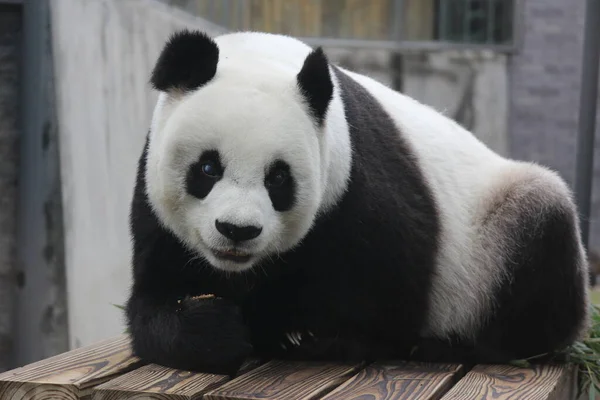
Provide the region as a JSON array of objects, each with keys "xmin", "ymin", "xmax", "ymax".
[
  {"xmin": 264, "ymin": 160, "xmax": 295, "ymax": 212},
  {"xmin": 201, "ymin": 161, "xmax": 219, "ymax": 178},
  {"xmin": 186, "ymin": 150, "xmax": 223, "ymax": 199},
  {"xmin": 266, "ymin": 168, "xmax": 289, "ymax": 187}
]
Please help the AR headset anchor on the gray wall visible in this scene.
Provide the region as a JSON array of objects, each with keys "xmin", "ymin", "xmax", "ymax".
[
  {"xmin": 0, "ymin": 4, "xmax": 21, "ymax": 371},
  {"xmin": 508, "ymin": 0, "xmax": 600, "ymax": 252},
  {"xmin": 50, "ymin": 0, "xmax": 227, "ymax": 349}
]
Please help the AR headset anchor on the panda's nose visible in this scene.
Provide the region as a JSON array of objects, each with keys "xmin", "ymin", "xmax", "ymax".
[{"xmin": 215, "ymin": 220, "xmax": 263, "ymax": 242}]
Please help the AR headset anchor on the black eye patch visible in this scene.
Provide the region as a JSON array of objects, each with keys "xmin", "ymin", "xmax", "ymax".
[
  {"xmin": 265, "ymin": 160, "xmax": 296, "ymax": 212},
  {"xmin": 186, "ymin": 150, "xmax": 223, "ymax": 199}
]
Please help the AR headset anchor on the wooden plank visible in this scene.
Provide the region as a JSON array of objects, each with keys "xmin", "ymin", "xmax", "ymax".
[
  {"xmin": 92, "ymin": 364, "xmax": 228, "ymax": 400},
  {"xmin": 320, "ymin": 362, "xmax": 463, "ymax": 400},
  {"xmin": 439, "ymin": 364, "xmax": 577, "ymax": 400},
  {"xmin": 92, "ymin": 359, "xmax": 262, "ymax": 400},
  {"xmin": 203, "ymin": 360, "xmax": 363, "ymax": 400},
  {"xmin": 0, "ymin": 335, "xmax": 142, "ymax": 399}
]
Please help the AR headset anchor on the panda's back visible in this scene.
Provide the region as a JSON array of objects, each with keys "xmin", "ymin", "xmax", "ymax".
[{"xmin": 335, "ymin": 67, "xmax": 586, "ymax": 340}]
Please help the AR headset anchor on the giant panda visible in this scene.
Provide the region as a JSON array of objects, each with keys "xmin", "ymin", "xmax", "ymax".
[{"xmin": 126, "ymin": 29, "xmax": 590, "ymax": 375}]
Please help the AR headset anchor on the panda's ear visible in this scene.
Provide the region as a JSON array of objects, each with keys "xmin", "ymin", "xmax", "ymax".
[
  {"xmin": 150, "ymin": 29, "xmax": 219, "ymax": 92},
  {"xmin": 297, "ymin": 47, "xmax": 333, "ymax": 126}
]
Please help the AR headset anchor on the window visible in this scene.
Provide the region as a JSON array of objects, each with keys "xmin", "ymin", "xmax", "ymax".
[{"xmin": 434, "ymin": 0, "xmax": 514, "ymax": 45}]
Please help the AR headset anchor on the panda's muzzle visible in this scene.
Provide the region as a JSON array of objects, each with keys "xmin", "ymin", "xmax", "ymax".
[
  {"xmin": 212, "ymin": 248, "xmax": 252, "ymax": 263},
  {"xmin": 212, "ymin": 220, "xmax": 262, "ymax": 263}
]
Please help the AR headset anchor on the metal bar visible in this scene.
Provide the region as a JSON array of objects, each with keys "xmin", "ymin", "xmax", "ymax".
[
  {"xmin": 390, "ymin": 0, "xmax": 406, "ymax": 93},
  {"xmin": 15, "ymin": 0, "xmax": 69, "ymax": 366},
  {"xmin": 0, "ymin": 0, "xmax": 22, "ymax": 371},
  {"xmin": 222, "ymin": 0, "xmax": 231, "ymax": 28},
  {"xmin": 391, "ymin": 0, "xmax": 405, "ymax": 41},
  {"xmin": 439, "ymin": 0, "xmax": 448, "ymax": 40},
  {"xmin": 509, "ymin": 0, "xmax": 524, "ymax": 51},
  {"xmin": 296, "ymin": 35, "xmax": 518, "ymax": 53},
  {"xmin": 574, "ymin": 0, "xmax": 600, "ymax": 260},
  {"xmin": 237, "ymin": 0, "xmax": 243, "ymax": 30},
  {"xmin": 486, "ymin": 0, "xmax": 494, "ymax": 44},
  {"xmin": 463, "ymin": 0, "xmax": 470, "ymax": 42}
]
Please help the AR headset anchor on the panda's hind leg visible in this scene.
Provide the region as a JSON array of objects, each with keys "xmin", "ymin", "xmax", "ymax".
[{"xmin": 473, "ymin": 163, "xmax": 589, "ymax": 362}]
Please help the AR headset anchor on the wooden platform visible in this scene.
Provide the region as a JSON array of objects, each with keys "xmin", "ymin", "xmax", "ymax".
[{"xmin": 0, "ymin": 335, "xmax": 581, "ymax": 399}]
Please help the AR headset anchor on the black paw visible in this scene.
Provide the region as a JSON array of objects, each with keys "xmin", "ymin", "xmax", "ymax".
[
  {"xmin": 129, "ymin": 296, "xmax": 253, "ymax": 375},
  {"xmin": 175, "ymin": 296, "xmax": 253, "ymax": 374}
]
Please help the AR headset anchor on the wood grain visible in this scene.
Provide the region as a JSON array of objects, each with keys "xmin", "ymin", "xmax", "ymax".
[
  {"xmin": 203, "ymin": 360, "xmax": 363, "ymax": 400},
  {"xmin": 439, "ymin": 364, "xmax": 576, "ymax": 400},
  {"xmin": 92, "ymin": 364, "xmax": 228, "ymax": 400},
  {"xmin": 320, "ymin": 362, "xmax": 463, "ymax": 400},
  {"xmin": 0, "ymin": 335, "xmax": 142, "ymax": 399},
  {"xmin": 92, "ymin": 359, "xmax": 263, "ymax": 400}
]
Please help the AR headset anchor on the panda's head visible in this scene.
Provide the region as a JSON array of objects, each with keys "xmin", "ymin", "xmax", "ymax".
[{"xmin": 144, "ymin": 30, "xmax": 349, "ymax": 273}]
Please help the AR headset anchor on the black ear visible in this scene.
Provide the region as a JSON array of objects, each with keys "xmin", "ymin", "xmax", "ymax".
[
  {"xmin": 150, "ymin": 30, "xmax": 219, "ymax": 92},
  {"xmin": 297, "ymin": 47, "xmax": 333, "ymax": 126}
]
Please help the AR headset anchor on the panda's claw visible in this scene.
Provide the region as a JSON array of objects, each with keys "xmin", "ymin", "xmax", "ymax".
[
  {"xmin": 285, "ymin": 333, "xmax": 295, "ymax": 345},
  {"xmin": 286, "ymin": 332, "xmax": 302, "ymax": 346}
]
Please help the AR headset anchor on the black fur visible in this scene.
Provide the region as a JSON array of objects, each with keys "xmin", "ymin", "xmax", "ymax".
[
  {"xmin": 296, "ymin": 47, "xmax": 333, "ymax": 126},
  {"xmin": 265, "ymin": 160, "xmax": 296, "ymax": 212},
  {"xmin": 186, "ymin": 150, "xmax": 223, "ymax": 199},
  {"xmin": 150, "ymin": 30, "xmax": 219, "ymax": 92},
  {"xmin": 470, "ymin": 188, "xmax": 587, "ymax": 363}
]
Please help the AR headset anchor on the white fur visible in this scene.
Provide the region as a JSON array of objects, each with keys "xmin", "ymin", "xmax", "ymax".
[{"xmin": 146, "ymin": 31, "xmax": 586, "ymax": 338}]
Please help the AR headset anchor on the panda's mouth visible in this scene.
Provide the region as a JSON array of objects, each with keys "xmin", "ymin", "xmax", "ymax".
[{"xmin": 212, "ymin": 248, "xmax": 252, "ymax": 263}]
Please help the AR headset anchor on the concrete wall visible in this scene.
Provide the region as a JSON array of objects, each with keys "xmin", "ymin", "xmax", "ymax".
[
  {"xmin": 0, "ymin": 5, "xmax": 21, "ymax": 371},
  {"xmin": 326, "ymin": 47, "xmax": 509, "ymax": 155},
  {"xmin": 402, "ymin": 51, "xmax": 509, "ymax": 156},
  {"xmin": 508, "ymin": 0, "xmax": 600, "ymax": 252},
  {"xmin": 50, "ymin": 0, "xmax": 227, "ymax": 349}
]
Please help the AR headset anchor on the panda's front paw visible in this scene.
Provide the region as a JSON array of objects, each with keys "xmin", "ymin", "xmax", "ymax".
[{"xmin": 175, "ymin": 296, "xmax": 253, "ymax": 374}]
